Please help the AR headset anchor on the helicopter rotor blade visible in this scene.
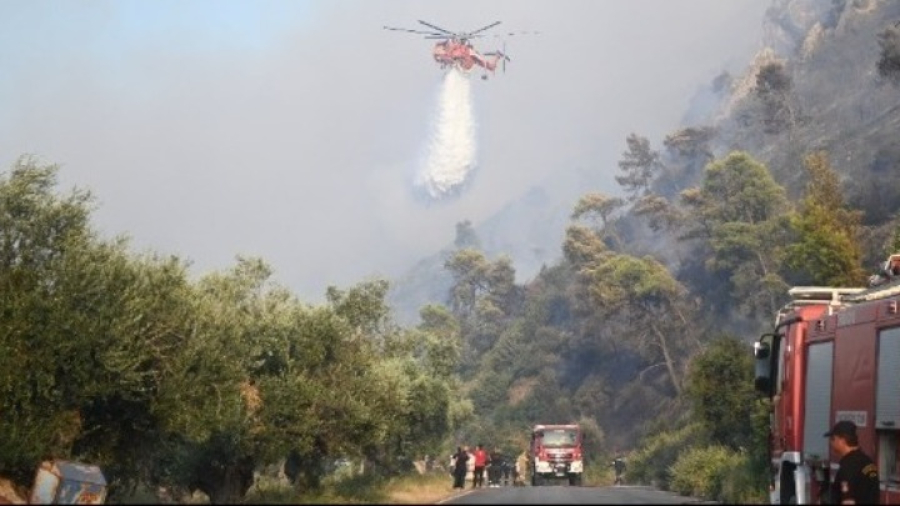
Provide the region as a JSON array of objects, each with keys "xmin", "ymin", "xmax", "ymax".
[
  {"xmin": 500, "ymin": 30, "xmax": 540, "ymax": 37},
  {"xmin": 383, "ymin": 26, "xmax": 447, "ymax": 36},
  {"xmin": 417, "ymin": 20, "xmax": 455, "ymax": 35},
  {"xmin": 466, "ymin": 21, "xmax": 502, "ymax": 37}
]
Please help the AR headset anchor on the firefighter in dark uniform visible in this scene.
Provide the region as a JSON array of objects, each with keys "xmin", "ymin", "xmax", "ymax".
[
  {"xmin": 501, "ymin": 453, "xmax": 512, "ymax": 486},
  {"xmin": 612, "ymin": 453, "xmax": 626, "ymax": 485},
  {"xmin": 488, "ymin": 447, "xmax": 504, "ymax": 487},
  {"xmin": 824, "ymin": 420, "xmax": 880, "ymax": 504}
]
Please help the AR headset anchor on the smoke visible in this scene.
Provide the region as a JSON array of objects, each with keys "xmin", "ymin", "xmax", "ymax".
[{"xmin": 414, "ymin": 68, "xmax": 477, "ymax": 200}]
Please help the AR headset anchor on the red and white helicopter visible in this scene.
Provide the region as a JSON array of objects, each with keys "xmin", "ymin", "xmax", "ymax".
[{"xmin": 384, "ymin": 20, "xmax": 520, "ymax": 80}]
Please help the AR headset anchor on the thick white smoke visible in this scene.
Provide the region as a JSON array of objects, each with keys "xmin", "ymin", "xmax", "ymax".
[{"xmin": 414, "ymin": 68, "xmax": 477, "ymax": 200}]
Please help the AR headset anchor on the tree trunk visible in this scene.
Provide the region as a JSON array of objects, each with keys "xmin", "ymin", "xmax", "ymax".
[
  {"xmin": 197, "ymin": 457, "xmax": 255, "ymax": 505},
  {"xmin": 650, "ymin": 322, "xmax": 682, "ymax": 396}
]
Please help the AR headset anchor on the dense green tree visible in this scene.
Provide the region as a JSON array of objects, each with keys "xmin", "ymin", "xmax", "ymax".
[
  {"xmin": 785, "ymin": 152, "xmax": 867, "ymax": 286},
  {"xmin": 326, "ymin": 278, "xmax": 393, "ymax": 337},
  {"xmin": 0, "ymin": 158, "xmax": 187, "ymax": 487},
  {"xmin": 588, "ymin": 254, "xmax": 694, "ymax": 395},
  {"xmin": 415, "ymin": 305, "xmax": 462, "ymax": 379},
  {"xmin": 681, "ymin": 151, "xmax": 792, "ymax": 317},
  {"xmin": 152, "ymin": 258, "xmax": 306, "ymax": 502},
  {"xmin": 68, "ymin": 249, "xmax": 193, "ymax": 494},
  {"xmin": 683, "ymin": 152, "xmax": 788, "ymax": 227},
  {"xmin": 685, "ymin": 336, "xmax": 758, "ymax": 450},
  {"xmin": 445, "ymin": 249, "xmax": 491, "ymax": 318},
  {"xmin": 0, "ymin": 157, "xmax": 460, "ymax": 502},
  {"xmin": 444, "ymin": 249, "xmax": 517, "ymax": 367}
]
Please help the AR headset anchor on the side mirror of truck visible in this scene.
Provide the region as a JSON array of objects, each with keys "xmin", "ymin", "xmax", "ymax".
[
  {"xmin": 754, "ymin": 341, "xmax": 772, "ymax": 395},
  {"xmin": 754, "ymin": 341, "xmax": 770, "ymax": 359}
]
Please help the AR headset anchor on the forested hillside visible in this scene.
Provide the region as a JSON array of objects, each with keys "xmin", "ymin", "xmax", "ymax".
[{"xmin": 389, "ymin": 0, "xmax": 900, "ymax": 501}]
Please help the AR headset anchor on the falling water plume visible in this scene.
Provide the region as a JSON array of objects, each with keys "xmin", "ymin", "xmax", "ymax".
[{"xmin": 414, "ymin": 68, "xmax": 477, "ymax": 200}]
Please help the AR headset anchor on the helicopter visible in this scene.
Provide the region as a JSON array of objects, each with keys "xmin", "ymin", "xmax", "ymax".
[{"xmin": 383, "ymin": 19, "xmax": 520, "ymax": 80}]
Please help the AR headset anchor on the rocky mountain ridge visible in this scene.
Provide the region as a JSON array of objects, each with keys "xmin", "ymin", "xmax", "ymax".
[{"xmin": 388, "ymin": 0, "xmax": 900, "ymax": 324}]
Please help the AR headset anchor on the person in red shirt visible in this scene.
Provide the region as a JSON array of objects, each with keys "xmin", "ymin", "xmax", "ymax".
[{"xmin": 472, "ymin": 444, "xmax": 489, "ymax": 488}]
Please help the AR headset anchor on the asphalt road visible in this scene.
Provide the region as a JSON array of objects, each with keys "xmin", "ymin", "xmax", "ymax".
[{"xmin": 436, "ymin": 484, "xmax": 718, "ymax": 505}]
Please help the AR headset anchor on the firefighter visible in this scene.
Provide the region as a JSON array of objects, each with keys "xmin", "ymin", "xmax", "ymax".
[
  {"xmin": 488, "ymin": 447, "xmax": 503, "ymax": 487},
  {"xmin": 887, "ymin": 254, "xmax": 900, "ymax": 277},
  {"xmin": 451, "ymin": 446, "xmax": 469, "ymax": 489},
  {"xmin": 501, "ymin": 453, "xmax": 512, "ymax": 486},
  {"xmin": 869, "ymin": 253, "xmax": 900, "ymax": 287},
  {"xmin": 612, "ymin": 454, "xmax": 626, "ymax": 485},
  {"xmin": 823, "ymin": 420, "xmax": 879, "ymax": 504},
  {"xmin": 515, "ymin": 450, "xmax": 528, "ymax": 486}
]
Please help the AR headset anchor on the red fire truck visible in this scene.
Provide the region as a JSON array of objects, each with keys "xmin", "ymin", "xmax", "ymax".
[
  {"xmin": 529, "ymin": 424, "xmax": 584, "ymax": 486},
  {"xmin": 754, "ymin": 282, "xmax": 900, "ymax": 504}
]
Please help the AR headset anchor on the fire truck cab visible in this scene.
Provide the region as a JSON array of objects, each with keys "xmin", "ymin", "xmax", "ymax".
[
  {"xmin": 755, "ymin": 282, "xmax": 900, "ymax": 504},
  {"xmin": 529, "ymin": 424, "xmax": 584, "ymax": 486}
]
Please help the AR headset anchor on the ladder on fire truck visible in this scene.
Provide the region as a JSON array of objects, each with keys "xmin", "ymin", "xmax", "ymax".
[
  {"xmin": 840, "ymin": 277, "xmax": 900, "ymax": 303},
  {"xmin": 775, "ymin": 252, "xmax": 900, "ymax": 324},
  {"xmin": 775, "ymin": 286, "xmax": 867, "ymax": 324},
  {"xmin": 782, "ymin": 280, "xmax": 900, "ymax": 307}
]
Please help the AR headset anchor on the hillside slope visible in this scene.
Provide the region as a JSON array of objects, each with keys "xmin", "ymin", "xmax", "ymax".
[{"xmin": 389, "ymin": 0, "xmax": 900, "ymax": 451}]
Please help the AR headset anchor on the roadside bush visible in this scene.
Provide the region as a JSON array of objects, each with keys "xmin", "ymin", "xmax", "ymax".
[
  {"xmin": 627, "ymin": 423, "xmax": 704, "ymax": 489},
  {"xmin": 582, "ymin": 460, "xmax": 613, "ymax": 486},
  {"xmin": 668, "ymin": 445, "xmax": 740, "ymax": 500},
  {"xmin": 719, "ymin": 451, "xmax": 768, "ymax": 504}
]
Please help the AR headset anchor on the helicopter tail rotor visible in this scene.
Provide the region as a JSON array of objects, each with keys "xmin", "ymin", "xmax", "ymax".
[{"xmin": 484, "ymin": 42, "xmax": 511, "ymax": 72}]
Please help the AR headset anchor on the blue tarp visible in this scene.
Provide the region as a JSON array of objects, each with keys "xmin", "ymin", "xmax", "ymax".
[
  {"xmin": 30, "ymin": 460, "xmax": 107, "ymax": 505},
  {"xmin": 53, "ymin": 461, "xmax": 106, "ymax": 486}
]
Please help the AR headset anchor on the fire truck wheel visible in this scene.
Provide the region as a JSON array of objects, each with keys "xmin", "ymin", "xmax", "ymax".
[{"xmin": 569, "ymin": 474, "xmax": 582, "ymax": 486}]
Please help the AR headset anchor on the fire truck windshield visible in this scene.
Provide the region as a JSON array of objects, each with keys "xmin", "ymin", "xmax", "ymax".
[{"xmin": 540, "ymin": 429, "xmax": 578, "ymax": 447}]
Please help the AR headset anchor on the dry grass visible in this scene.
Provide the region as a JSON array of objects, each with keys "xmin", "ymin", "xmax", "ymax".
[
  {"xmin": 116, "ymin": 470, "xmax": 462, "ymax": 505},
  {"xmin": 384, "ymin": 473, "xmax": 460, "ymax": 505},
  {"xmin": 246, "ymin": 471, "xmax": 461, "ymax": 505}
]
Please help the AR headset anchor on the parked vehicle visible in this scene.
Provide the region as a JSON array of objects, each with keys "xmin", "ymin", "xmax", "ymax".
[
  {"xmin": 529, "ymin": 424, "xmax": 583, "ymax": 486},
  {"xmin": 754, "ymin": 279, "xmax": 900, "ymax": 504}
]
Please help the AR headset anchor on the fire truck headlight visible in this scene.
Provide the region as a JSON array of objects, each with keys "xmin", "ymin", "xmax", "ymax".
[
  {"xmin": 569, "ymin": 460, "xmax": 583, "ymax": 473},
  {"xmin": 535, "ymin": 460, "xmax": 552, "ymax": 473}
]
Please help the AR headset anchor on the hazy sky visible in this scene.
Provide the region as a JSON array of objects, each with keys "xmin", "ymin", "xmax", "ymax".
[{"xmin": 0, "ymin": 0, "xmax": 770, "ymax": 303}]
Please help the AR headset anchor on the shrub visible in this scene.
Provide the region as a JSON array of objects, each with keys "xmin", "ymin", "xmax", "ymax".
[
  {"xmin": 719, "ymin": 450, "xmax": 768, "ymax": 504},
  {"xmin": 669, "ymin": 445, "xmax": 738, "ymax": 499},
  {"xmin": 627, "ymin": 423, "xmax": 704, "ymax": 489}
]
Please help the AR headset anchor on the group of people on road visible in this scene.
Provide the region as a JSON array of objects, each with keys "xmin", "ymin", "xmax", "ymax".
[
  {"xmin": 450, "ymin": 444, "xmax": 519, "ymax": 489},
  {"xmin": 452, "ymin": 444, "xmax": 629, "ymax": 490},
  {"xmin": 447, "ymin": 420, "xmax": 881, "ymax": 502}
]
